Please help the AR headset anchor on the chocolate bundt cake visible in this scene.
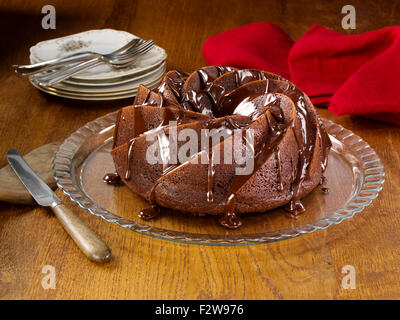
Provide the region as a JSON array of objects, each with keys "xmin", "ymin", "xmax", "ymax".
[{"xmin": 108, "ymin": 66, "xmax": 332, "ymax": 228}]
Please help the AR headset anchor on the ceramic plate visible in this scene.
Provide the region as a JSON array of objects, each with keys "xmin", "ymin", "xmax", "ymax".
[
  {"xmin": 40, "ymin": 62, "xmax": 166, "ymax": 94},
  {"xmin": 62, "ymin": 61, "xmax": 166, "ymax": 87},
  {"xmin": 29, "ymin": 73, "xmax": 164, "ymax": 101}
]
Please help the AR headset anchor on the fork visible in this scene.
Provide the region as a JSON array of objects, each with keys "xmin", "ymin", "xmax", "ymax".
[
  {"xmin": 14, "ymin": 38, "xmax": 142, "ymax": 76},
  {"xmin": 33, "ymin": 40, "xmax": 154, "ymax": 86}
]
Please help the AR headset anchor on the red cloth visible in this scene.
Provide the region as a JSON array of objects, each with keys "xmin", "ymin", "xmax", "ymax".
[
  {"xmin": 202, "ymin": 22, "xmax": 293, "ymax": 80},
  {"xmin": 202, "ymin": 22, "xmax": 400, "ymax": 125}
]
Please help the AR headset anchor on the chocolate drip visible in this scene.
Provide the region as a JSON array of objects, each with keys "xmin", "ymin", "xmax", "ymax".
[
  {"xmin": 320, "ymin": 187, "xmax": 329, "ymax": 194},
  {"xmin": 207, "ymin": 143, "xmax": 215, "ymax": 203},
  {"xmin": 103, "ymin": 172, "xmax": 121, "ymax": 184},
  {"xmin": 221, "ymin": 102, "xmax": 289, "ymax": 228},
  {"xmin": 219, "ymin": 199, "xmax": 243, "ymax": 229},
  {"xmin": 282, "ymin": 92, "xmax": 318, "ymax": 215},
  {"xmin": 138, "ymin": 172, "xmax": 160, "ymax": 220},
  {"xmin": 275, "ymin": 147, "xmax": 283, "ymax": 191},
  {"xmin": 138, "ymin": 205, "xmax": 160, "ymax": 220},
  {"xmin": 317, "ymin": 117, "xmax": 331, "ymax": 171},
  {"xmin": 204, "ymin": 116, "xmax": 251, "ymax": 204},
  {"xmin": 319, "ymin": 175, "xmax": 328, "ymax": 194}
]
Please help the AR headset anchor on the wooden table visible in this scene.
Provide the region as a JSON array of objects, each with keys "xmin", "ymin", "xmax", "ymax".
[{"xmin": 0, "ymin": 0, "xmax": 399, "ymax": 300}]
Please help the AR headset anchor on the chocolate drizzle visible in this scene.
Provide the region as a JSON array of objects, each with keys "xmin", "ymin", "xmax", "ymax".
[
  {"xmin": 275, "ymin": 147, "xmax": 283, "ymax": 191},
  {"xmin": 138, "ymin": 205, "xmax": 160, "ymax": 220},
  {"xmin": 110, "ymin": 66, "xmax": 332, "ymax": 228},
  {"xmin": 103, "ymin": 172, "xmax": 121, "ymax": 184},
  {"xmin": 207, "ymin": 143, "xmax": 215, "ymax": 203},
  {"xmin": 220, "ymin": 101, "xmax": 288, "ymax": 228},
  {"xmin": 320, "ymin": 187, "xmax": 329, "ymax": 194}
]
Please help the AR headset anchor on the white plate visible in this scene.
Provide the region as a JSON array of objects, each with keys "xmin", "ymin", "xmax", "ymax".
[
  {"xmin": 29, "ymin": 72, "xmax": 164, "ymax": 101},
  {"xmin": 60, "ymin": 61, "xmax": 166, "ymax": 89},
  {"xmin": 49, "ymin": 63, "xmax": 166, "ymax": 94},
  {"xmin": 30, "ymin": 29, "xmax": 167, "ymax": 81}
]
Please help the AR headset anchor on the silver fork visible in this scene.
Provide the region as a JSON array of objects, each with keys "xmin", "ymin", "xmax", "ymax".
[
  {"xmin": 33, "ymin": 40, "xmax": 154, "ymax": 86},
  {"xmin": 14, "ymin": 38, "xmax": 142, "ymax": 76}
]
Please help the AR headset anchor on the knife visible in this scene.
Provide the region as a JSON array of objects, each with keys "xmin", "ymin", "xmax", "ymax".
[{"xmin": 6, "ymin": 149, "xmax": 111, "ymax": 264}]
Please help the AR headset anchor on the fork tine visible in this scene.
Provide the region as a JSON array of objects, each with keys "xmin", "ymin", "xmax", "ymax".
[
  {"xmin": 131, "ymin": 42, "xmax": 154, "ymax": 56},
  {"xmin": 110, "ymin": 38, "xmax": 141, "ymax": 55},
  {"xmin": 33, "ymin": 39, "xmax": 155, "ymax": 85},
  {"xmin": 113, "ymin": 47, "xmax": 153, "ymax": 65},
  {"xmin": 118, "ymin": 40, "xmax": 154, "ymax": 58},
  {"xmin": 116, "ymin": 41, "xmax": 154, "ymax": 60},
  {"xmin": 112, "ymin": 43, "xmax": 154, "ymax": 65}
]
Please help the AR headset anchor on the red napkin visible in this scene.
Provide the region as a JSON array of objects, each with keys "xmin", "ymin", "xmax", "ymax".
[
  {"xmin": 202, "ymin": 22, "xmax": 400, "ymax": 125},
  {"xmin": 202, "ymin": 22, "xmax": 293, "ymax": 80}
]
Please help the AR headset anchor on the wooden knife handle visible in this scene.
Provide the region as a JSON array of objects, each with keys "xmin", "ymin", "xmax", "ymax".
[{"xmin": 51, "ymin": 203, "xmax": 111, "ymax": 263}]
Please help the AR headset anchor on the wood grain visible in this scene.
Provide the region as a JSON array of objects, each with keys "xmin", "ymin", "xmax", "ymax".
[
  {"xmin": 51, "ymin": 203, "xmax": 111, "ymax": 264},
  {"xmin": 0, "ymin": 0, "xmax": 399, "ymax": 300},
  {"xmin": 0, "ymin": 142, "xmax": 60, "ymax": 204}
]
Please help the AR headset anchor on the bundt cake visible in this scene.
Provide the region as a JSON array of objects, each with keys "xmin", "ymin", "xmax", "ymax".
[{"xmin": 107, "ymin": 66, "xmax": 332, "ymax": 228}]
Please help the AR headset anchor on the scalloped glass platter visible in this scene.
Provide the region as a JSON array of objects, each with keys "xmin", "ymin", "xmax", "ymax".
[{"xmin": 52, "ymin": 112, "xmax": 384, "ymax": 245}]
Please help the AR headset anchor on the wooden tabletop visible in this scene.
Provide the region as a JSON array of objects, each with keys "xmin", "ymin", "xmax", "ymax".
[{"xmin": 0, "ymin": 0, "xmax": 399, "ymax": 300}]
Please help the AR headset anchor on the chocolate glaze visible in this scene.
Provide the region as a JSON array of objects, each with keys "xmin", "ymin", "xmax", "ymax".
[
  {"xmin": 219, "ymin": 199, "xmax": 243, "ymax": 229},
  {"xmin": 138, "ymin": 205, "xmax": 160, "ymax": 220},
  {"xmin": 111, "ymin": 66, "xmax": 332, "ymax": 228},
  {"xmin": 207, "ymin": 144, "xmax": 215, "ymax": 203},
  {"xmin": 275, "ymin": 147, "xmax": 283, "ymax": 191},
  {"xmin": 181, "ymin": 66, "xmax": 235, "ymax": 115},
  {"xmin": 103, "ymin": 172, "xmax": 121, "ymax": 184},
  {"xmin": 203, "ymin": 115, "xmax": 252, "ymax": 206},
  {"xmin": 234, "ymin": 69, "xmax": 268, "ymax": 86},
  {"xmin": 158, "ymin": 70, "xmax": 189, "ymax": 103},
  {"xmin": 144, "ymin": 114, "xmax": 252, "ymax": 218},
  {"xmin": 320, "ymin": 187, "xmax": 329, "ymax": 194},
  {"xmin": 221, "ymin": 101, "xmax": 288, "ymax": 228},
  {"xmin": 122, "ymin": 105, "xmax": 201, "ymax": 221},
  {"xmin": 124, "ymin": 106, "xmax": 196, "ymax": 181}
]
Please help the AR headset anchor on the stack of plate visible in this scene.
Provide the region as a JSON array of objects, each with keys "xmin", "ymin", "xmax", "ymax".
[{"xmin": 29, "ymin": 29, "xmax": 167, "ymax": 100}]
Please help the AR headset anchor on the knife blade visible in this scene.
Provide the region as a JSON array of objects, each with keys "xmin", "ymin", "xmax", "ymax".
[
  {"xmin": 6, "ymin": 149, "xmax": 61, "ymax": 207},
  {"xmin": 6, "ymin": 149, "xmax": 111, "ymax": 263}
]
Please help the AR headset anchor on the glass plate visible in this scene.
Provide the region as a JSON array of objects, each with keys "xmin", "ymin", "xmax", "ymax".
[{"xmin": 52, "ymin": 112, "xmax": 385, "ymax": 245}]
